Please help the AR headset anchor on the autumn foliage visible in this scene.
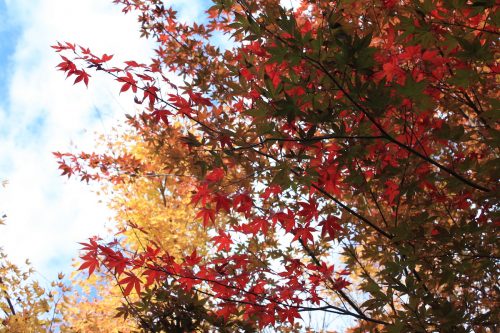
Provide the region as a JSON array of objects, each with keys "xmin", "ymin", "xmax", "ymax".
[{"xmin": 46, "ymin": 0, "xmax": 500, "ymax": 332}]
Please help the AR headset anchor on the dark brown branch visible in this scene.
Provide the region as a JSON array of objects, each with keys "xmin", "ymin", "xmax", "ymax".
[
  {"xmin": 230, "ymin": 134, "xmax": 385, "ymax": 152},
  {"xmin": 430, "ymin": 20, "xmax": 499, "ymax": 35},
  {"xmin": 297, "ymin": 239, "xmax": 390, "ymax": 325},
  {"xmin": 105, "ymin": 266, "xmax": 154, "ymax": 331},
  {"xmin": 354, "ymin": 159, "xmax": 389, "ymax": 228},
  {"xmin": 0, "ymin": 277, "xmax": 16, "ymax": 316},
  {"xmin": 89, "ymin": 61, "xmax": 223, "ymax": 137},
  {"xmin": 249, "ymin": 147, "xmax": 394, "ymax": 239},
  {"xmin": 152, "ymin": 260, "xmax": 389, "ymax": 325}
]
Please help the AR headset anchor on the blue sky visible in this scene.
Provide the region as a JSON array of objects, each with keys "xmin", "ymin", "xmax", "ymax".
[
  {"xmin": 0, "ymin": 0, "xmax": 221, "ymax": 284},
  {"xmin": 0, "ymin": 0, "xmax": 155, "ymax": 283},
  {"xmin": 0, "ymin": 1, "xmax": 19, "ymax": 110}
]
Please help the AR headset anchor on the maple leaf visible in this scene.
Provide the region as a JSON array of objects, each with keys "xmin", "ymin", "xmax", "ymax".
[
  {"xmin": 77, "ymin": 238, "xmax": 101, "ymax": 276},
  {"xmin": 143, "ymin": 85, "xmax": 159, "ymax": 106},
  {"xmin": 184, "ymin": 250, "xmax": 202, "ymax": 266},
  {"xmin": 119, "ymin": 272, "xmax": 142, "ymax": 296},
  {"xmin": 103, "ymin": 251, "xmax": 129, "ymax": 276},
  {"xmin": 187, "ymin": 90, "xmax": 212, "ymax": 106},
  {"xmin": 143, "ymin": 245, "xmax": 161, "ymax": 260},
  {"xmin": 400, "ymin": 45, "xmax": 421, "ymax": 60},
  {"xmin": 238, "ymin": 217, "xmax": 269, "ymax": 235},
  {"xmin": 274, "ymin": 210, "xmax": 295, "ymax": 233},
  {"xmin": 240, "ymin": 67, "xmax": 253, "ymax": 80},
  {"xmin": 151, "ymin": 108, "xmax": 172, "ymax": 124},
  {"xmin": 88, "ymin": 52, "xmax": 114, "ymax": 65},
  {"xmin": 78, "ymin": 254, "xmax": 99, "ymax": 276},
  {"xmin": 245, "ymin": 41, "xmax": 266, "ymax": 57},
  {"xmin": 212, "ymin": 229, "xmax": 232, "ymax": 252},
  {"xmin": 99, "ymin": 53, "xmax": 114, "ymax": 63},
  {"xmin": 286, "ymin": 86, "xmax": 306, "ymax": 97},
  {"xmin": 205, "ymin": 167, "xmax": 224, "ymax": 183},
  {"xmin": 56, "ymin": 56, "xmax": 77, "ymax": 76},
  {"xmin": 213, "ymin": 193, "xmax": 232, "ymax": 213},
  {"xmin": 117, "ymin": 72, "xmax": 137, "ymax": 93},
  {"xmin": 168, "ymin": 94, "xmax": 192, "ymax": 114},
  {"xmin": 298, "ymin": 198, "xmax": 319, "ymax": 222},
  {"xmin": 216, "ymin": 303, "xmax": 237, "ymax": 321},
  {"xmin": 380, "ymin": 60, "xmax": 404, "ymax": 82},
  {"xmin": 318, "ymin": 216, "xmax": 342, "ymax": 240},
  {"xmin": 51, "ymin": 41, "xmax": 69, "ymax": 52},
  {"xmin": 73, "ymin": 69, "xmax": 91, "ymax": 87},
  {"xmin": 79, "ymin": 45, "xmax": 91, "ymax": 55},
  {"xmin": 384, "ymin": 179, "xmax": 400, "ymax": 205},
  {"xmin": 233, "ymin": 193, "xmax": 253, "ymax": 215},
  {"xmin": 178, "ymin": 273, "xmax": 201, "ymax": 291},
  {"xmin": 142, "ymin": 266, "xmax": 165, "ymax": 287},
  {"xmin": 278, "ymin": 307, "xmax": 301, "ymax": 325},
  {"xmin": 250, "ymin": 217, "xmax": 269, "ymax": 235},
  {"xmin": 265, "ymin": 63, "xmax": 281, "ymax": 88},
  {"xmin": 196, "ymin": 207, "xmax": 215, "ymax": 227},
  {"xmin": 240, "ymin": 220, "xmax": 260, "ymax": 235},
  {"xmin": 124, "ymin": 60, "xmax": 143, "ymax": 68},
  {"xmin": 260, "ymin": 185, "xmax": 282, "ymax": 200},
  {"xmin": 292, "ymin": 225, "xmax": 316, "ymax": 244},
  {"xmin": 191, "ymin": 184, "xmax": 211, "ymax": 206}
]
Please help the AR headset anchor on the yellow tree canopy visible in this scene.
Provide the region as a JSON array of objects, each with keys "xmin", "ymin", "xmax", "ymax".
[{"xmin": 58, "ymin": 125, "xmax": 213, "ymax": 332}]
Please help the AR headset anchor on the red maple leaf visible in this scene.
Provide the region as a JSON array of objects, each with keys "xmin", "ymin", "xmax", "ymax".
[
  {"xmin": 384, "ymin": 179, "xmax": 400, "ymax": 204},
  {"xmin": 103, "ymin": 251, "xmax": 129, "ymax": 276},
  {"xmin": 119, "ymin": 272, "xmax": 142, "ymax": 296},
  {"xmin": 212, "ymin": 229, "xmax": 232, "ymax": 252},
  {"xmin": 142, "ymin": 266, "xmax": 165, "ymax": 287},
  {"xmin": 278, "ymin": 307, "xmax": 301, "ymax": 325},
  {"xmin": 78, "ymin": 238, "xmax": 100, "ymax": 276},
  {"xmin": 318, "ymin": 216, "xmax": 342, "ymax": 240},
  {"xmin": 73, "ymin": 69, "xmax": 91, "ymax": 87},
  {"xmin": 184, "ymin": 250, "xmax": 202, "ymax": 266},
  {"xmin": 56, "ymin": 56, "xmax": 77, "ymax": 76},
  {"xmin": 205, "ymin": 167, "xmax": 224, "ymax": 183},
  {"xmin": 260, "ymin": 185, "xmax": 282, "ymax": 200},
  {"xmin": 191, "ymin": 184, "xmax": 211, "ymax": 206},
  {"xmin": 292, "ymin": 225, "xmax": 316, "ymax": 244},
  {"xmin": 233, "ymin": 193, "xmax": 253, "ymax": 215},
  {"xmin": 117, "ymin": 72, "xmax": 137, "ymax": 93},
  {"xmin": 187, "ymin": 90, "xmax": 212, "ymax": 106},
  {"xmin": 213, "ymin": 193, "xmax": 232, "ymax": 213},
  {"xmin": 151, "ymin": 108, "xmax": 172, "ymax": 124},
  {"xmin": 298, "ymin": 198, "xmax": 319, "ymax": 222},
  {"xmin": 78, "ymin": 255, "xmax": 99, "ymax": 276},
  {"xmin": 196, "ymin": 207, "xmax": 216, "ymax": 227},
  {"xmin": 216, "ymin": 303, "xmax": 237, "ymax": 321},
  {"xmin": 143, "ymin": 85, "xmax": 159, "ymax": 106},
  {"xmin": 274, "ymin": 210, "xmax": 295, "ymax": 233}
]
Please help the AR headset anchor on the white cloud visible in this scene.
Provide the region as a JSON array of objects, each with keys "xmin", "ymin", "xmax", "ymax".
[{"xmin": 0, "ymin": 0, "xmax": 172, "ymax": 282}]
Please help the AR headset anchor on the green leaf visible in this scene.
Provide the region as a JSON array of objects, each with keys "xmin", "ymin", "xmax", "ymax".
[
  {"xmin": 397, "ymin": 76, "xmax": 427, "ymax": 99},
  {"xmin": 272, "ymin": 167, "xmax": 291, "ymax": 188},
  {"xmin": 244, "ymin": 107, "xmax": 267, "ymax": 117}
]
